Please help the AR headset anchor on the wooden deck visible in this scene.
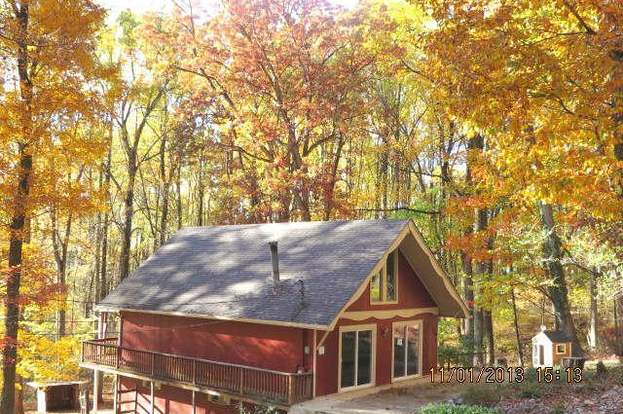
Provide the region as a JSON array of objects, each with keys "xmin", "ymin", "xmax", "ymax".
[{"xmin": 81, "ymin": 338, "xmax": 313, "ymax": 407}]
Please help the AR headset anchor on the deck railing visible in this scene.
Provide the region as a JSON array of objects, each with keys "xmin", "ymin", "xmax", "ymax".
[{"xmin": 82, "ymin": 338, "xmax": 313, "ymax": 406}]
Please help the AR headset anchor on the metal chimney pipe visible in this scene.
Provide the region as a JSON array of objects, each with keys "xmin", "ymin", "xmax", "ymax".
[{"xmin": 268, "ymin": 241, "xmax": 280, "ymax": 285}]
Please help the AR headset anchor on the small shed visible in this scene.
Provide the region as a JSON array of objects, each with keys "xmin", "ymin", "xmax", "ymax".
[
  {"xmin": 531, "ymin": 326, "xmax": 572, "ymax": 367},
  {"xmin": 26, "ymin": 381, "xmax": 88, "ymax": 413}
]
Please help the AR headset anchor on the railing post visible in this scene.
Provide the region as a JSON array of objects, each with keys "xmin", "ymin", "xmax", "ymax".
[
  {"xmin": 239, "ymin": 367, "xmax": 244, "ymax": 395},
  {"xmin": 287, "ymin": 375, "xmax": 293, "ymax": 405},
  {"xmin": 116, "ymin": 346, "xmax": 121, "ymax": 369},
  {"xmin": 151, "ymin": 353, "xmax": 155, "ymax": 377},
  {"xmin": 192, "ymin": 360, "xmax": 196, "ymax": 385}
]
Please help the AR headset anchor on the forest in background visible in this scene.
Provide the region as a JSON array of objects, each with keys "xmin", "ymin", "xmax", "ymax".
[{"xmin": 0, "ymin": 0, "xmax": 622, "ymax": 412}]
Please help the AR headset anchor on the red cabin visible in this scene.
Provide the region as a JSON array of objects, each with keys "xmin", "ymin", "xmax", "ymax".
[{"xmin": 81, "ymin": 219, "xmax": 467, "ymax": 414}]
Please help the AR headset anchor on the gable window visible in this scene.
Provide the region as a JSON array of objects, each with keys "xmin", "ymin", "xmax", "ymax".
[
  {"xmin": 555, "ymin": 343, "xmax": 566, "ymax": 354},
  {"xmin": 370, "ymin": 272, "xmax": 382, "ymax": 302},
  {"xmin": 370, "ymin": 249, "xmax": 398, "ymax": 304}
]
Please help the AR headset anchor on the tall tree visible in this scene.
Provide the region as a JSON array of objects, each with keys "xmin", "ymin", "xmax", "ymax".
[
  {"xmin": 419, "ymin": 0, "xmax": 623, "ymax": 352},
  {"xmin": 0, "ymin": 0, "xmax": 107, "ymax": 411},
  {"xmin": 539, "ymin": 203, "xmax": 583, "ymax": 354},
  {"xmin": 145, "ymin": 0, "xmax": 394, "ymax": 222},
  {"xmin": 114, "ymin": 11, "xmax": 168, "ymax": 280}
]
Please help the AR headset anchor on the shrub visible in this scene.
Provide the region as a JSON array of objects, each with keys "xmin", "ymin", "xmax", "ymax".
[
  {"xmin": 517, "ymin": 383, "xmax": 543, "ymax": 399},
  {"xmin": 438, "ymin": 344, "xmax": 474, "ymax": 368},
  {"xmin": 595, "ymin": 360, "xmax": 608, "ymax": 380},
  {"xmin": 418, "ymin": 403, "xmax": 499, "ymax": 414},
  {"xmin": 460, "ymin": 384, "xmax": 502, "ymax": 407},
  {"xmin": 522, "ymin": 367, "xmax": 538, "ymax": 383}
]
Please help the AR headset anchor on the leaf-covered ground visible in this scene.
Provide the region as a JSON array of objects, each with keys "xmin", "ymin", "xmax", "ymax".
[
  {"xmin": 470, "ymin": 361, "xmax": 623, "ymax": 414},
  {"xmin": 300, "ymin": 360, "xmax": 623, "ymax": 414},
  {"xmin": 495, "ymin": 384, "xmax": 623, "ymax": 414}
]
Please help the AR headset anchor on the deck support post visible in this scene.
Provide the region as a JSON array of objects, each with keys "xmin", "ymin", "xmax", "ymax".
[
  {"xmin": 92, "ymin": 371, "xmax": 101, "ymax": 413},
  {"xmin": 112, "ymin": 374, "xmax": 118, "ymax": 414},
  {"xmin": 93, "ymin": 312, "xmax": 107, "ymax": 412},
  {"xmin": 150, "ymin": 381, "xmax": 155, "ymax": 414},
  {"xmin": 191, "ymin": 390, "xmax": 196, "ymax": 414}
]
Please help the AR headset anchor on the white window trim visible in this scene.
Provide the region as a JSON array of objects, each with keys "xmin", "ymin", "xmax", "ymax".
[
  {"xmin": 555, "ymin": 343, "xmax": 566, "ymax": 355},
  {"xmin": 391, "ymin": 319, "xmax": 424, "ymax": 383},
  {"xmin": 337, "ymin": 324, "xmax": 377, "ymax": 392},
  {"xmin": 370, "ymin": 250, "xmax": 399, "ymax": 305}
]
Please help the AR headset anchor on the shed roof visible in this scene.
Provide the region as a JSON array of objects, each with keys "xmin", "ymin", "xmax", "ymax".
[
  {"xmin": 542, "ymin": 330, "xmax": 572, "ymax": 343},
  {"xmin": 97, "ymin": 219, "xmax": 467, "ymax": 328}
]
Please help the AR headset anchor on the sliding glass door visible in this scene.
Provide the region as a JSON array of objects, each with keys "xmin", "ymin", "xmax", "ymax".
[
  {"xmin": 340, "ymin": 325, "xmax": 376, "ymax": 390},
  {"xmin": 393, "ymin": 321, "xmax": 422, "ymax": 380}
]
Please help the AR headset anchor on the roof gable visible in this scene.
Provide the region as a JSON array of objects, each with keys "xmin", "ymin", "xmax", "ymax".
[{"xmin": 532, "ymin": 332, "xmax": 552, "ymax": 344}]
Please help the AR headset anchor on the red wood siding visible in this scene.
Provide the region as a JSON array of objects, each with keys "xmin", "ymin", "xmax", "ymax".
[
  {"xmin": 120, "ymin": 313, "xmax": 309, "ymax": 373},
  {"xmin": 315, "ymin": 315, "xmax": 437, "ymax": 396},
  {"xmin": 315, "ymin": 251, "xmax": 439, "ymax": 396},
  {"xmin": 346, "ymin": 251, "xmax": 436, "ymax": 311}
]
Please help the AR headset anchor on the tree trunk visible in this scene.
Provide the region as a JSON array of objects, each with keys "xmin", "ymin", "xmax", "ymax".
[
  {"xmin": 539, "ymin": 202, "xmax": 583, "ymax": 356},
  {"xmin": 483, "ymin": 258, "xmax": 495, "ymax": 365},
  {"xmin": 158, "ymin": 133, "xmax": 170, "ymax": 246},
  {"xmin": 196, "ymin": 155, "xmax": 205, "ymax": 226},
  {"xmin": 461, "ymin": 252, "xmax": 474, "ymax": 339},
  {"xmin": 2, "ymin": 5, "xmax": 32, "ymax": 413},
  {"xmin": 610, "ymin": 47, "xmax": 623, "ymax": 356},
  {"xmin": 615, "ymin": 295, "xmax": 623, "ymax": 355},
  {"xmin": 472, "ymin": 206, "xmax": 487, "ymax": 367},
  {"xmin": 471, "ymin": 134, "xmax": 488, "ymax": 367},
  {"xmin": 176, "ymin": 164, "xmax": 183, "ymax": 230},
  {"xmin": 14, "ymin": 375, "xmax": 24, "ymax": 414},
  {"xmin": 609, "ymin": 19, "xmax": 623, "ymax": 357},
  {"xmin": 461, "ymin": 134, "xmax": 478, "ymax": 343},
  {"xmin": 588, "ymin": 267, "xmax": 599, "ymax": 350},
  {"xmin": 472, "ymin": 305, "xmax": 484, "ymax": 366},
  {"xmin": 51, "ymin": 205, "xmax": 73, "ymax": 338},
  {"xmin": 510, "ymin": 286, "xmax": 524, "ymax": 366},
  {"xmin": 323, "ymin": 136, "xmax": 345, "ymax": 221},
  {"xmin": 119, "ymin": 148, "xmax": 137, "ymax": 281},
  {"xmin": 98, "ymin": 137, "xmax": 113, "ymax": 300},
  {"xmin": 483, "ymin": 309, "xmax": 495, "ymax": 365},
  {"xmin": 376, "ymin": 146, "xmax": 389, "ymax": 218},
  {"xmin": 93, "ymin": 209, "xmax": 102, "ymax": 308},
  {"xmin": 2, "ymin": 147, "xmax": 32, "ymax": 414}
]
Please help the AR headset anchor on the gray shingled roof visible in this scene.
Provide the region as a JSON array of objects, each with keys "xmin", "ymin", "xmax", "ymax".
[
  {"xmin": 98, "ymin": 220, "xmax": 411, "ymax": 327},
  {"xmin": 543, "ymin": 330, "xmax": 572, "ymax": 343}
]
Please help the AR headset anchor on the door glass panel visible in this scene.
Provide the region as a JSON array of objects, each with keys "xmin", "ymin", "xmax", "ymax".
[
  {"xmin": 386, "ymin": 252, "xmax": 396, "ymax": 301},
  {"xmin": 341, "ymin": 331, "xmax": 356, "ymax": 388},
  {"xmin": 406, "ymin": 325, "xmax": 420, "ymax": 376},
  {"xmin": 357, "ymin": 330, "xmax": 372, "ymax": 385},
  {"xmin": 393, "ymin": 326, "xmax": 406, "ymax": 378}
]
